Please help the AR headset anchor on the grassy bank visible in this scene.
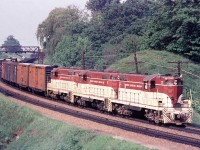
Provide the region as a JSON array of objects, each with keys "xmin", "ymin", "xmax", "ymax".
[
  {"xmin": 192, "ymin": 112, "xmax": 200, "ymax": 127},
  {"xmin": 0, "ymin": 94, "xmax": 149, "ymax": 150}
]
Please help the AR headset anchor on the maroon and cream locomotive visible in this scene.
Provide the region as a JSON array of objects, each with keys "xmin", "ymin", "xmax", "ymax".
[{"xmin": 1, "ymin": 61, "xmax": 193, "ymax": 125}]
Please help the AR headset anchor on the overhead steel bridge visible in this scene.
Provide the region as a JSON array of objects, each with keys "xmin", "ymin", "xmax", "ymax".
[{"xmin": 0, "ymin": 46, "xmax": 44, "ymax": 63}]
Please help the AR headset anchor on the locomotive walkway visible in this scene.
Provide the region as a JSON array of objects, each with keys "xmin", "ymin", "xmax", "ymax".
[{"xmin": 0, "ymin": 83, "xmax": 199, "ymax": 148}]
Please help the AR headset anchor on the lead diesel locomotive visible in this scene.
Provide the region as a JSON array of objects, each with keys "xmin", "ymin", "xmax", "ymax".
[{"xmin": 1, "ymin": 61, "xmax": 193, "ymax": 125}]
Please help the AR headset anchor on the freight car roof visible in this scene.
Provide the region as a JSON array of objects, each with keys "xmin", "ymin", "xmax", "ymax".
[
  {"xmin": 2, "ymin": 61, "xmax": 18, "ymax": 64},
  {"xmin": 29, "ymin": 64, "xmax": 54, "ymax": 67},
  {"xmin": 18, "ymin": 63, "xmax": 32, "ymax": 65}
]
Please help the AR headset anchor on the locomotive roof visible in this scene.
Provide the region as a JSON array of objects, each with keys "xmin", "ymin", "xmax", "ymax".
[
  {"xmin": 143, "ymin": 74, "xmax": 159, "ymax": 81},
  {"xmin": 51, "ymin": 67, "xmax": 178, "ymax": 79}
]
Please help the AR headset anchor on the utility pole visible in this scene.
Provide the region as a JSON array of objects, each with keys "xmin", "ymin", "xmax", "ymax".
[
  {"xmin": 125, "ymin": 38, "xmax": 143, "ymax": 74},
  {"xmin": 168, "ymin": 61, "xmax": 188, "ymax": 76},
  {"xmin": 132, "ymin": 39, "xmax": 139, "ymax": 74},
  {"xmin": 82, "ymin": 48, "xmax": 85, "ymax": 70}
]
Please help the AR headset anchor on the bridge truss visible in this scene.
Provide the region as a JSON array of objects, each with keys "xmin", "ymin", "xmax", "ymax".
[{"xmin": 0, "ymin": 46, "xmax": 44, "ymax": 64}]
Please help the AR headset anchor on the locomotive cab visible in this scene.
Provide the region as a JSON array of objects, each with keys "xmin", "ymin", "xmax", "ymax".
[
  {"xmin": 163, "ymin": 77, "xmax": 183, "ymax": 105},
  {"xmin": 143, "ymin": 74, "xmax": 157, "ymax": 92},
  {"xmin": 51, "ymin": 68, "xmax": 59, "ymax": 80},
  {"xmin": 142, "ymin": 74, "xmax": 192, "ymax": 125},
  {"xmin": 78, "ymin": 71, "xmax": 88, "ymax": 82},
  {"xmin": 159, "ymin": 75, "xmax": 192, "ymax": 124}
]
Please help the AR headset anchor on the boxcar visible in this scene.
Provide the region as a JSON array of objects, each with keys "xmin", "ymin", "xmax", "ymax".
[
  {"xmin": 17, "ymin": 63, "xmax": 31, "ymax": 88},
  {"xmin": 0, "ymin": 59, "xmax": 5, "ymax": 79},
  {"xmin": 28, "ymin": 64, "xmax": 56, "ymax": 93},
  {"xmin": 2, "ymin": 61, "xmax": 18, "ymax": 84}
]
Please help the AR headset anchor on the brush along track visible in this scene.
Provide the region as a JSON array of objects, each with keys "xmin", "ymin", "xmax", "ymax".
[{"xmin": 0, "ymin": 85, "xmax": 199, "ymax": 148}]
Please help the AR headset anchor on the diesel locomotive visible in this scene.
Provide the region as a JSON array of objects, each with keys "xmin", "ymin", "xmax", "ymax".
[{"xmin": 1, "ymin": 60, "xmax": 193, "ymax": 125}]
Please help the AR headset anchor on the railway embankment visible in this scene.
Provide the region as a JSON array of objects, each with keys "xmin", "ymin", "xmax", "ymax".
[{"xmin": 0, "ymin": 94, "xmax": 149, "ymax": 150}]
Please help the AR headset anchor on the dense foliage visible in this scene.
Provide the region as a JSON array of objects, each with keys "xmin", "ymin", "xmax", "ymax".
[
  {"xmin": 1, "ymin": 35, "xmax": 22, "ymax": 52},
  {"xmin": 36, "ymin": 6, "xmax": 88, "ymax": 57},
  {"xmin": 37, "ymin": 0, "xmax": 151, "ymax": 68},
  {"xmin": 146, "ymin": 0, "xmax": 200, "ymax": 62},
  {"xmin": 37, "ymin": 0, "xmax": 200, "ymax": 68},
  {"xmin": 51, "ymin": 36, "xmax": 92, "ymax": 67}
]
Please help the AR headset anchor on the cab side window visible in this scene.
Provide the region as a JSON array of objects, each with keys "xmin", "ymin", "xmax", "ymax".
[
  {"xmin": 54, "ymin": 72, "xmax": 58, "ymax": 77},
  {"xmin": 83, "ymin": 75, "xmax": 87, "ymax": 81},
  {"xmin": 150, "ymin": 81, "xmax": 155, "ymax": 89}
]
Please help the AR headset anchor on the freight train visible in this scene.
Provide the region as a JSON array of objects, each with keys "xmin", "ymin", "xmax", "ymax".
[{"xmin": 1, "ymin": 60, "xmax": 193, "ymax": 125}]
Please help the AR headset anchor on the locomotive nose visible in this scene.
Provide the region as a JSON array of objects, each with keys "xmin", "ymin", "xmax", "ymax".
[{"xmin": 170, "ymin": 112, "xmax": 186, "ymax": 121}]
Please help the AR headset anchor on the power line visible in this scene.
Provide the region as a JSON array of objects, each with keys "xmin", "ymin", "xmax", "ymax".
[
  {"xmin": 168, "ymin": 61, "xmax": 189, "ymax": 76},
  {"xmin": 145, "ymin": 62, "xmax": 200, "ymax": 78},
  {"xmin": 145, "ymin": 62, "xmax": 177, "ymax": 70},
  {"xmin": 84, "ymin": 55, "xmax": 116, "ymax": 58},
  {"xmin": 181, "ymin": 69, "xmax": 200, "ymax": 78}
]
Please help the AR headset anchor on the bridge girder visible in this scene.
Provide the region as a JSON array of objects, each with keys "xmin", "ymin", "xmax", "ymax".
[{"xmin": 0, "ymin": 46, "xmax": 44, "ymax": 64}]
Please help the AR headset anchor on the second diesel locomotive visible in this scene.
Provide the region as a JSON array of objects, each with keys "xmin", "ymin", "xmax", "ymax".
[{"xmin": 1, "ymin": 61, "xmax": 193, "ymax": 125}]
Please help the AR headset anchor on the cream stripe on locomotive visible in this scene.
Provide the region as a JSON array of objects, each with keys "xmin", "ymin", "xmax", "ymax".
[
  {"xmin": 48, "ymin": 79, "xmax": 174, "ymax": 110},
  {"xmin": 48, "ymin": 79, "xmax": 116, "ymax": 99},
  {"xmin": 48, "ymin": 79, "xmax": 77, "ymax": 93}
]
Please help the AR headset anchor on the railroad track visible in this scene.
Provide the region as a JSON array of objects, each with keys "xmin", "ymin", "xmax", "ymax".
[
  {"xmin": 168, "ymin": 125, "xmax": 200, "ymax": 136},
  {"xmin": 0, "ymin": 85, "xmax": 200, "ymax": 148},
  {"xmin": 3, "ymin": 82, "xmax": 200, "ymax": 136}
]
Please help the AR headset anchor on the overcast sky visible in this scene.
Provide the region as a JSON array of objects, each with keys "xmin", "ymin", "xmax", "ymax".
[{"xmin": 0, "ymin": 0, "xmax": 88, "ymax": 46}]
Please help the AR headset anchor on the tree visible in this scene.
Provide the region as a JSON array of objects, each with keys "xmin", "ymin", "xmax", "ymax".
[
  {"xmin": 2, "ymin": 35, "xmax": 22, "ymax": 52},
  {"xmin": 36, "ymin": 0, "xmax": 153, "ymax": 68},
  {"xmin": 37, "ymin": 6, "xmax": 88, "ymax": 57},
  {"xmin": 145, "ymin": 0, "xmax": 200, "ymax": 62},
  {"xmin": 52, "ymin": 36, "xmax": 92, "ymax": 68},
  {"xmin": 86, "ymin": 0, "xmax": 113, "ymax": 12},
  {"xmin": 85, "ymin": 0, "xmax": 151, "ymax": 50}
]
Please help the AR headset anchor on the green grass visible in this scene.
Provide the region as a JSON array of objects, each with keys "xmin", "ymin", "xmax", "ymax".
[
  {"xmin": 0, "ymin": 94, "xmax": 150, "ymax": 150},
  {"xmin": 191, "ymin": 112, "xmax": 200, "ymax": 127},
  {"xmin": 109, "ymin": 50, "xmax": 200, "ymax": 125}
]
